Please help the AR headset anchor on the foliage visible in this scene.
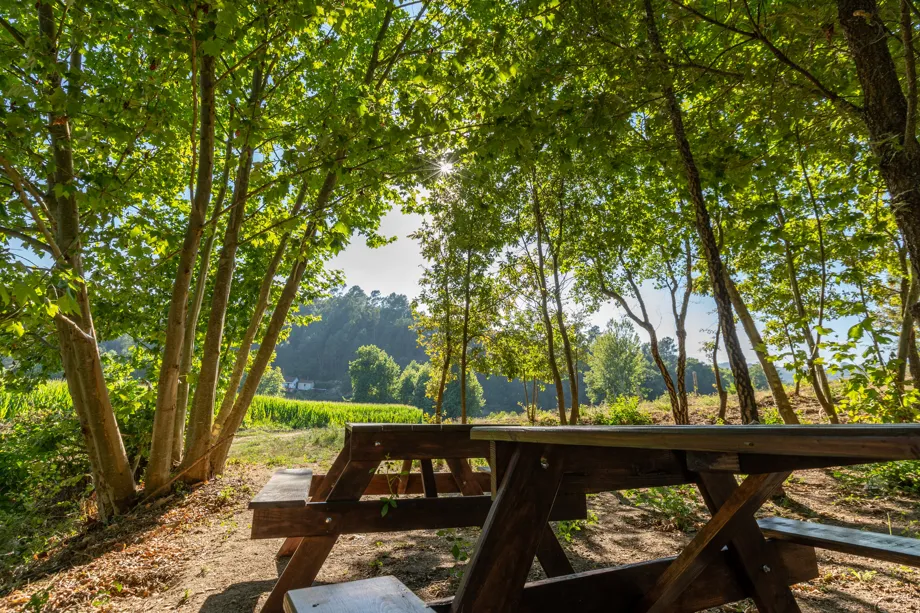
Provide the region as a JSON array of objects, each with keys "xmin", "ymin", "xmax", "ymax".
[
  {"xmin": 586, "ymin": 396, "xmax": 653, "ymax": 426},
  {"xmin": 831, "ymin": 461, "xmax": 920, "ymax": 496},
  {"xmin": 349, "ymin": 345, "xmax": 402, "ymax": 403},
  {"xmin": 256, "ymin": 366, "xmax": 287, "ymax": 398},
  {"xmin": 244, "ymin": 396, "xmax": 422, "ymax": 430},
  {"xmin": 584, "ymin": 319, "xmax": 647, "ymax": 403},
  {"xmin": 625, "ymin": 485, "xmax": 703, "ymax": 533},
  {"xmin": 441, "ymin": 366, "xmax": 486, "ymax": 419}
]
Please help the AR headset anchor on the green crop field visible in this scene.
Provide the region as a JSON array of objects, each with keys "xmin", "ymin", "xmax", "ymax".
[
  {"xmin": 245, "ymin": 395, "xmax": 423, "ymax": 429},
  {"xmin": 0, "ymin": 381, "xmax": 71, "ymax": 421}
]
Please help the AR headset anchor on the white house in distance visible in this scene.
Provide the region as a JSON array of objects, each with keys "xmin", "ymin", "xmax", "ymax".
[{"xmin": 283, "ymin": 378, "xmax": 315, "ymax": 393}]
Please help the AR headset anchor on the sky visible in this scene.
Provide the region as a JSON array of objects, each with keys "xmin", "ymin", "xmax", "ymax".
[{"xmin": 329, "ymin": 207, "xmax": 752, "ymax": 362}]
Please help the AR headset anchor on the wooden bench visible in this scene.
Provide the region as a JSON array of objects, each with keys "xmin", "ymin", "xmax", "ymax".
[
  {"xmin": 284, "ymin": 576, "xmax": 432, "ymax": 613},
  {"xmin": 758, "ymin": 516, "xmax": 920, "ymax": 568},
  {"xmin": 250, "ymin": 469, "xmax": 313, "ymax": 509}
]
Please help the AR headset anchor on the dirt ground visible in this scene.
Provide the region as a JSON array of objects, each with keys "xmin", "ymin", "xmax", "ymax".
[{"xmin": 4, "ymin": 449, "xmax": 918, "ymax": 613}]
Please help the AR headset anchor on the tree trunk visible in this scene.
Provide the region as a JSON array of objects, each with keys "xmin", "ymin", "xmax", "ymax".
[
  {"xmin": 460, "ymin": 248, "xmax": 472, "ymax": 424},
  {"xmin": 173, "ymin": 131, "xmax": 235, "ymax": 464},
  {"xmin": 148, "ymin": 46, "xmax": 218, "ymax": 494},
  {"xmin": 777, "ymin": 212, "xmax": 839, "ymax": 423},
  {"xmin": 183, "ymin": 61, "xmax": 266, "ymax": 483},
  {"xmin": 548, "ymin": 229, "xmax": 579, "ymax": 424},
  {"xmin": 712, "ymin": 326, "xmax": 728, "ymax": 422},
  {"xmin": 37, "ymin": 2, "xmax": 135, "ymax": 517},
  {"xmin": 208, "ymin": 172, "xmax": 337, "ymax": 476},
  {"xmin": 533, "ymin": 195, "xmax": 567, "ymax": 425},
  {"xmin": 667, "ymin": 241, "xmax": 692, "ymax": 424},
  {"xmin": 723, "ymin": 271, "xmax": 799, "ymax": 424},
  {"xmin": 898, "ymin": 269, "xmax": 920, "ymax": 386},
  {"xmin": 838, "ymin": 0, "xmax": 920, "ymax": 320},
  {"xmin": 642, "ymin": 0, "xmax": 758, "ymax": 424}
]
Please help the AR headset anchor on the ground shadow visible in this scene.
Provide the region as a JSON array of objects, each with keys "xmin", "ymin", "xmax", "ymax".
[{"xmin": 198, "ymin": 579, "xmax": 275, "ymax": 613}]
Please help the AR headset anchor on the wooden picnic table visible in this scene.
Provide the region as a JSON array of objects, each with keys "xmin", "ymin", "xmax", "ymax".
[
  {"xmin": 446, "ymin": 424, "xmax": 920, "ymax": 613},
  {"xmin": 251, "ymin": 423, "xmax": 587, "ymax": 613}
]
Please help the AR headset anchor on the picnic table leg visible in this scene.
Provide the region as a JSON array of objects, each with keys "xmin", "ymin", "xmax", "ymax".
[
  {"xmin": 535, "ymin": 524, "xmax": 574, "ymax": 577},
  {"xmin": 420, "ymin": 458, "xmax": 438, "ymax": 497},
  {"xmin": 276, "ymin": 434, "xmax": 352, "ymax": 559},
  {"xmin": 261, "ymin": 459, "xmax": 379, "ymax": 613},
  {"xmin": 697, "ymin": 472, "xmax": 802, "ymax": 613},
  {"xmin": 635, "ymin": 471, "xmax": 791, "ymax": 613},
  {"xmin": 451, "ymin": 443, "xmax": 566, "ymax": 613},
  {"xmin": 446, "ymin": 458, "xmax": 483, "ymax": 496}
]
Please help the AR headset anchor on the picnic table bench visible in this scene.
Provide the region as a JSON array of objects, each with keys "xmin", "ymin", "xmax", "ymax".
[
  {"xmin": 250, "ymin": 423, "xmax": 588, "ymax": 613},
  {"xmin": 281, "ymin": 424, "xmax": 920, "ymax": 613}
]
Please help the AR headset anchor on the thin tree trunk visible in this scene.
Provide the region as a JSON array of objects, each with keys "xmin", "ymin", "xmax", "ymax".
[
  {"xmin": 723, "ymin": 271, "xmax": 799, "ymax": 424},
  {"xmin": 898, "ymin": 270, "xmax": 919, "ymax": 385},
  {"xmin": 642, "ymin": 0, "xmax": 758, "ymax": 423},
  {"xmin": 548, "ymin": 229, "xmax": 579, "ymax": 424},
  {"xmin": 182, "ymin": 59, "xmax": 266, "ymax": 483},
  {"xmin": 434, "ymin": 270, "xmax": 452, "ymax": 424},
  {"xmin": 712, "ymin": 326, "xmax": 728, "ymax": 422},
  {"xmin": 533, "ymin": 193, "xmax": 567, "ymax": 425},
  {"xmin": 460, "ymin": 248, "xmax": 472, "ymax": 424},
  {"xmin": 776, "ymin": 208, "xmax": 838, "ymax": 423},
  {"xmin": 173, "ymin": 125, "xmax": 235, "ymax": 464},
  {"xmin": 665, "ymin": 240, "xmax": 692, "ymax": 423},
  {"xmin": 36, "ymin": 2, "xmax": 135, "ymax": 517},
  {"xmin": 598, "ymin": 266, "xmax": 684, "ymax": 423},
  {"xmin": 208, "ymin": 172, "xmax": 337, "ymax": 475},
  {"xmin": 148, "ymin": 44, "xmax": 218, "ymax": 494}
]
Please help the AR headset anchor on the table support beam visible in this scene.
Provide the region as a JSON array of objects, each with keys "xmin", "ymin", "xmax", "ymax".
[{"xmin": 636, "ymin": 471, "xmax": 790, "ymax": 613}]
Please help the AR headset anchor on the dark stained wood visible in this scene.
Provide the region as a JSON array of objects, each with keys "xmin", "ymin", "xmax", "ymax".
[
  {"xmin": 446, "ymin": 458, "xmax": 484, "ymax": 496},
  {"xmin": 686, "ymin": 451, "xmax": 890, "ymax": 474},
  {"xmin": 758, "ymin": 516, "xmax": 920, "ymax": 568},
  {"xmin": 284, "ymin": 576, "xmax": 432, "ymax": 613},
  {"xmin": 397, "ymin": 459, "xmax": 413, "ymax": 496},
  {"xmin": 260, "ymin": 460, "xmax": 380, "ymax": 613},
  {"xmin": 427, "ymin": 541, "xmax": 818, "ymax": 613},
  {"xmin": 308, "ymin": 472, "xmax": 492, "ymax": 497},
  {"xmin": 276, "ymin": 440, "xmax": 352, "ymax": 560},
  {"xmin": 451, "ymin": 444, "xmax": 566, "ymax": 613},
  {"xmin": 471, "ymin": 425, "xmax": 920, "ymax": 460},
  {"xmin": 561, "ymin": 467, "xmax": 692, "ymax": 493},
  {"xmin": 349, "ymin": 425, "xmax": 490, "ymax": 461},
  {"xmin": 420, "ymin": 459, "xmax": 438, "ymax": 497},
  {"xmin": 697, "ymin": 473, "xmax": 801, "ymax": 613},
  {"xmin": 636, "ymin": 471, "xmax": 791, "ymax": 613},
  {"xmin": 249, "ymin": 469, "xmax": 313, "ymax": 509},
  {"xmin": 535, "ymin": 525, "xmax": 574, "ymax": 578},
  {"xmin": 489, "ymin": 441, "xmax": 513, "ymax": 497},
  {"xmin": 252, "ymin": 493, "xmax": 588, "ymax": 539}
]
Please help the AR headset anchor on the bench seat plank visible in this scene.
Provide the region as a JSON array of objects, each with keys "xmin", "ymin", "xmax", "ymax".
[
  {"xmin": 284, "ymin": 576, "xmax": 431, "ymax": 613},
  {"xmin": 758, "ymin": 516, "xmax": 920, "ymax": 568},
  {"xmin": 249, "ymin": 469, "xmax": 313, "ymax": 510}
]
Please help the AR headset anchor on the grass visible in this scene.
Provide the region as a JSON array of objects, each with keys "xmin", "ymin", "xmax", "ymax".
[
  {"xmin": 244, "ymin": 396, "xmax": 423, "ymax": 429},
  {"xmin": 0, "ymin": 381, "xmax": 71, "ymax": 420},
  {"xmin": 228, "ymin": 427, "xmax": 346, "ymax": 467}
]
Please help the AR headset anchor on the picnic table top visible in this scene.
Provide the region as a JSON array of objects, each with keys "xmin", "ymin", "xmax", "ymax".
[{"xmin": 469, "ymin": 424, "xmax": 920, "ymax": 460}]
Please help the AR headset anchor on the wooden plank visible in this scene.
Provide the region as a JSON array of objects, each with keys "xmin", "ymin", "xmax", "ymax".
[
  {"xmin": 249, "ymin": 469, "xmax": 313, "ymax": 509},
  {"xmin": 284, "ymin": 576, "xmax": 431, "ymax": 613},
  {"xmin": 470, "ymin": 425, "xmax": 920, "ymax": 460},
  {"xmin": 535, "ymin": 525, "xmax": 574, "ymax": 577},
  {"xmin": 427, "ymin": 541, "xmax": 817, "ymax": 613},
  {"xmin": 451, "ymin": 444, "xmax": 566, "ymax": 613},
  {"xmin": 349, "ymin": 428, "xmax": 490, "ymax": 461},
  {"xmin": 420, "ymin": 459, "xmax": 438, "ymax": 497},
  {"xmin": 347, "ymin": 423, "xmax": 480, "ymax": 433},
  {"xmin": 309, "ymin": 472, "xmax": 492, "ymax": 497},
  {"xmin": 489, "ymin": 440, "xmax": 513, "ymax": 497},
  {"xmin": 686, "ymin": 451, "xmax": 890, "ymax": 474},
  {"xmin": 251, "ymin": 493, "xmax": 588, "ymax": 539},
  {"xmin": 697, "ymin": 472, "xmax": 801, "ymax": 613},
  {"xmin": 446, "ymin": 458, "xmax": 484, "ymax": 496},
  {"xmin": 635, "ymin": 471, "xmax": 791, "ymax": 613},
  {"xmin": 758, "ymin": 516, "xmax": 920, "ymax": 567},
  {"xmin": 260, "ymin": 460, "xmax": 380, "ymax": 613}
]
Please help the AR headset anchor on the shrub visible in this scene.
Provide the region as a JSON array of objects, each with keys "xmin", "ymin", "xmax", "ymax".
[{"xmin": 584, "ymin": 396, "xmax": 653, "ymax": 426}]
